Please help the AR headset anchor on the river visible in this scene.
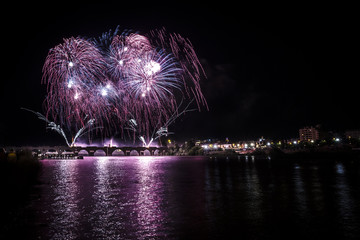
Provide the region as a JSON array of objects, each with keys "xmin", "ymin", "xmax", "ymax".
[{"xmin": 24, "ymin": 156, "xmax": 360, "ymax": 239}]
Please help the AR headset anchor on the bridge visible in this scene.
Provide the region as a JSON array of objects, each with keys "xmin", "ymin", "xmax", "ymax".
[{"xmin": 3, "ymin": 146, "xmax": 168, "ymax": 157}]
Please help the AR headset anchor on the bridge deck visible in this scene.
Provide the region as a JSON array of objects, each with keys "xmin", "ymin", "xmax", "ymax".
[{"xmin": 4, "ymin": 146, "xmax": 168, "ymax": 157}]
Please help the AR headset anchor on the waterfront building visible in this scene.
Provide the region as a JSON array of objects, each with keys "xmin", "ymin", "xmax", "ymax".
[{"xmin": 299, "ymin": 126, "xmax": 319, "ymax": 142}]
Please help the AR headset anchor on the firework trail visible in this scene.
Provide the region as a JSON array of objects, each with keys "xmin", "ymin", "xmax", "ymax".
[
  {"xmin": 22, "ymin": 108, "xmax": 102, "ymax": 147},
  {"xmin": 41, "ymin": 26, "xmax": 207, "ymax": 145},
  {"xmin": 134, "ymin": 99, "xmax": 195, "ymax": 147},
  {"xmin": 149, "ymin": 28, "xmax": 208, "ymax": 109}
]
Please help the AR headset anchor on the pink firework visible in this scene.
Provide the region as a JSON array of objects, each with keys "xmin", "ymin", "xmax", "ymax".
[
  {"xmin": 42, "ymin": 27, "xmax": 207, "ymax": 143},
  {"xmin": 42, "ymin": 37, "xmax": 112, "ymax": 132},
  {"xmin": 149, "ymin": 28, "xmax": 208, "ymax": 110}
]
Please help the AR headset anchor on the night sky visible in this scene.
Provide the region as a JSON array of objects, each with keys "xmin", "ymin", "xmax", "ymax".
[{"xmin": 1, "ymin": 2, "xmax": 358, "ymax": 146}]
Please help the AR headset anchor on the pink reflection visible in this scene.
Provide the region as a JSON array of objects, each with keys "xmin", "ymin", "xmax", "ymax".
[
  {"xmin": 135, "ymin": 157, "xmax": 166, "ymax": 237},
  {"xmin": 91, "ymin": 157, "xmax": 117, "ymax": 236},
  {"xmin": 50, "ymin": 160, "xmax": 80, "ymax": 239}
]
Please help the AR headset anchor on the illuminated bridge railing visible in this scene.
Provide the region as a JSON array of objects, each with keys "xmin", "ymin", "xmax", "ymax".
[{"xmin": 4, "ymin": 146, "xmax": 167, "ymax": 157}]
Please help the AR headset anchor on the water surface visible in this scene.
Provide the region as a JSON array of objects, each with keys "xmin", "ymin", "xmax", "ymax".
[{"xmin": 28, "ymin": 156, "xmax": 360, "ymax": 239}]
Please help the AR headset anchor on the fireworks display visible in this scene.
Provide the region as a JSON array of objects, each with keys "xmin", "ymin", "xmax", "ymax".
[{"xmin": 42, "ymin": 27, "xmax": 207, "ymax": 145}]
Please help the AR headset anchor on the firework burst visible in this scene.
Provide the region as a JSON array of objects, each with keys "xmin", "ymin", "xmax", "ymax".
[{"xmin": 41, "ymin": 27, "xmax": 207, "ymax": 145}]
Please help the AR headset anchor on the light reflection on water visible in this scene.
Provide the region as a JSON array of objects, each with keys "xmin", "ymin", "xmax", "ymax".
[
  {"xmin": 293, "ymin": 163, "xmax": 307, "ymax": 218},
  {"xmin": 91, "ymin": 157, "xmax": 121, "ymax": 239},
  {"xmin": 32, "ymin": 157, "xmax": 360, "ymax": 239},
  {"xmin": 49, "ymin": 160, "xmax": 80, "ymax": 239},
  {"xmin": 135, "ymin": 157, "xmax": 170, "ymax": 239}
]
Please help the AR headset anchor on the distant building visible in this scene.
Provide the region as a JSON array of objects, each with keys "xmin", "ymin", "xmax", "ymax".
[
  {"xmin": 299, "ymin": 126, "xmax": 319, "ymax": 142},
  {"xmin": 345, "ymin": 130, "xmax": 360, "ymax": 139}
]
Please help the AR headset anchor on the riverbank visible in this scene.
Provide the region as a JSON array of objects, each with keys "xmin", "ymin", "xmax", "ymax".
[
  {"xmin": 0, "ymin": 150, "xmax": 41, "ymax": 238},
  {"xmin": 204, "ymin": 147, "xmax": 360, "ymax": 162}
]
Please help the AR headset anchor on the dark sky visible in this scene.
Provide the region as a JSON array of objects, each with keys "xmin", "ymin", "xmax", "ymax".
[{"xmin": 1, "ymin": 2, "xmax": 358, "ymax": 146}]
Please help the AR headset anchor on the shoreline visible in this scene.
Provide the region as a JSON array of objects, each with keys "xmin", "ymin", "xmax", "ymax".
[{"xmin": 204, "ymin": 148, "xmax": 360, "ymax": 161}]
